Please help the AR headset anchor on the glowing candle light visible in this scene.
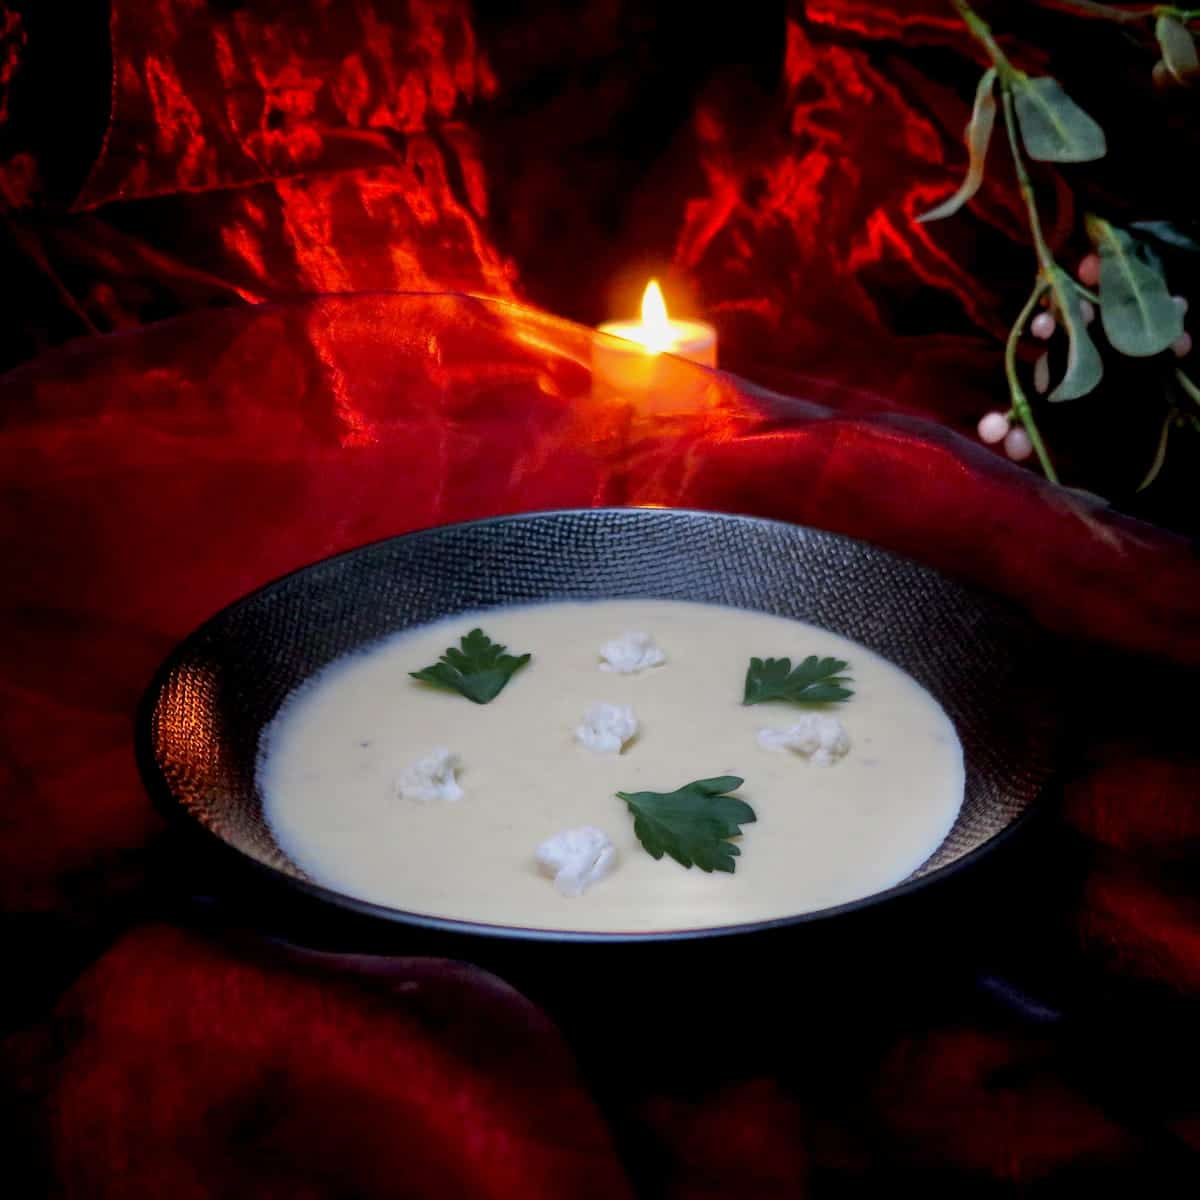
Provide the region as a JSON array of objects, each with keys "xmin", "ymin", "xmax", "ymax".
[{"xmin": 592, "ymin": 279, "xmax": 717, "ymax": 396}]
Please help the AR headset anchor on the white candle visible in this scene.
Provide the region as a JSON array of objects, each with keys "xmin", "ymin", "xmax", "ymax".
[{"xmin": 592, "ymin": 280, "xmax": 717, "ymax": 395}]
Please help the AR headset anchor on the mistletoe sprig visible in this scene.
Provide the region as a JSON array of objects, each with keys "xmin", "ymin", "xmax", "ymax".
[{"xmin": 921, "ymin": 0, "xmax": 1200, "ymax": 489}]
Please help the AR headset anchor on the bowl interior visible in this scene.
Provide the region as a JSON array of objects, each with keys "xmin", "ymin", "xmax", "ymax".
[{"xmin": 141, "ymin": 509, "xmax": 1060, "ymax": 936}]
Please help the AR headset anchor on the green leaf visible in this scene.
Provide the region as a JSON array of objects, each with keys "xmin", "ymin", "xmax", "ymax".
[
  {"xmin": 1012, "ymin": 76, "xmax": 1106, "ymax": 163},
  {"xmin": 1087, "ymin": 216, "xmax": 1184, "ymax": 357},
  {"xmin": 410, "ymin": 628, "xmax": 531, "ymax": 704},
  {"xmin": 1046, "ymin": 268, "xmax": 1104, "ymax": 402},
  {"xmin": 617, "ymin": 776, "xmax": 756, "ymax": 873},
  {"xmin": 1128, "ymin": 220, "xmax": 1200, "ymax": 257},
  {"xmin": 918, "ymin": 68, "xmax": 998, "ymax": 224},
  {"xmin": 1157, "ymin": 15, "xmax": 1199, "ymax": 84},
  {"xmin": 743, "ymin": 655, "xmax": 853, "ymax": 706}
]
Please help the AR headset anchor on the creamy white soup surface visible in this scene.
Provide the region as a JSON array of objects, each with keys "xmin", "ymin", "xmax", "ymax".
[{"xmin": 259, "ymin": 599, "xmax": 964, "ymax": 933}]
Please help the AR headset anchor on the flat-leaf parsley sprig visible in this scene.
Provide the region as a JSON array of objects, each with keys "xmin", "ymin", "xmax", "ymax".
[
  {"xmin": 743, "ymin": 656, "xmax": 854, "ymax": 706},
  {"xmin": 617, "ymin": 776, "xmax": 756, "ymax": 873},
  {"xmin": 410, "ymin": 628, "xmax": 531, "ymax": 704}
]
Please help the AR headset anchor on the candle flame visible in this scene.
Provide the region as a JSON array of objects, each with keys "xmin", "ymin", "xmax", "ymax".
[{"xmin": 638, "ymin": 279, "xmax": 672, "ymax": 352}]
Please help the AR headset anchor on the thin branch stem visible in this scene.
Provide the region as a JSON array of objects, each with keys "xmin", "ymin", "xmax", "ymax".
[
  {"xmin": 1006, "ymin": 281, "xmax": 1060, "ymax": 481},
  {"xmin": 1136, "ymin": 409, "xmax": 1172, "ymax": 491},
  {"xmin": 956, "ymin": 1, "xmax": 1056, "ymax": 272},
  {"xmin": 954, "ymin": 0, "xmax": 1063, "ymax": 482},
  {"xmin": 1032, "ymin": 1, "xmax": 1156, "ymax": 22},
  {"xmin": 1000, "ymin": 82, "xmax": 1056, "ymax": 273},
  {"xmin": 1176, "ymin": 367, "xmax": 1200, "ymax": 408},
  {"xmin": 1030, "ymin": 1, "xmax": 1200, "ymax": 22},
  {"xmin": 953, "ymin": 0, "xmax": 1020, "ymax": 78}
]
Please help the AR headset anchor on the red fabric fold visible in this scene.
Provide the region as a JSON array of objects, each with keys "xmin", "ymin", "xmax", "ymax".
[
  {"xmin": 5, "ymin": 925, "xmax": 633, "ymax": 1199},
  {"xmin": 77, "ymin": 0, "xmax": 498, "ymax": 208}
]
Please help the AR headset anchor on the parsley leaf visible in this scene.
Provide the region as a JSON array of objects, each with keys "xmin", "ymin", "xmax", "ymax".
[
  {"xmin": 617, "ymin": 776, "xmax": 756, "ymax": 873},
  {"xmin": 410, "ymin": 628, "xmax": 531, "ymax": 704},
  {"xmin": 743, "ymin": 656, "xmax": 853, "ymax": 706}
]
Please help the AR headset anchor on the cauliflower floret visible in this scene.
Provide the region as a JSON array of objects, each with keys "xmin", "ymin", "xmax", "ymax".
[
  {"xmin": 395, "ymin": 747, "xmax": 464, "ymax": 803},
  {"xmin": 757, "ymin": 715, "xmax": 850, "ymax": 766},
  {"xmin": 536, "ymin": 826, "xmax": 617, "ymax": 896},
  {"xmin": 599, "ymin": 631, "xmax": 665, "ymax": 674},
  {"xmin": 574, "ymin": 703, "xmax": 639, "ymax": 755}
]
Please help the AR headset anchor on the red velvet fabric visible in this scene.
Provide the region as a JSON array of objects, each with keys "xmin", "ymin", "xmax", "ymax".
[
  {"xmin": 2, "ymin": 0, "xmax": 1200, "ymax": 1194},
  {"xmin": 5, "ymin": 926, "xmax": 633, "ymax": 1200}
]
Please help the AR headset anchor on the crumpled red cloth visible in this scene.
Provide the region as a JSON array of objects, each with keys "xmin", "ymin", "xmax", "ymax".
[
  {"xmin": 3, "ymin": 0, "xmax": 1198, "ymax": 516},
  {"xmin": 2, "ymin": 293, "xmax": 1199, "ymax": 1194}
]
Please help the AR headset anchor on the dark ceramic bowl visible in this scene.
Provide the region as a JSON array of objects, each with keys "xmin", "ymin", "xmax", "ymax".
[{"xmin": 137, "ymin": 508, "xmax": 1061, "ymax": 953}]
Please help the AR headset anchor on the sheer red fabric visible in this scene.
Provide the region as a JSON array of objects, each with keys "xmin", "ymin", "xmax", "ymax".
[{"xmin": 2, "ymin": 294, "xmax": 1199, "ymax": 1191}]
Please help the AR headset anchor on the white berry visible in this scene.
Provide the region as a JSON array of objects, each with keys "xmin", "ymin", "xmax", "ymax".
[
  {"xmin": 1172, "ymin": 295, "xmax": 1189, "ymax": 316},
  {"xmin": 1080, "ymin": 300, "xmax": 1096, "ymax": 326},
  {"xmin": 1172, "ymin": 332, "xmax": 1192, "ymax": 359},
  {"xmin": 1078, "ymin": 254, "xmax": 1101, "ymax": 288},
  {"xmin": 1031, "ymin": 312, "xmax": 1056, "ymax": 340},
  {"xmin": 1004, "ymin": 428, "xmax": 1034, "ymax": 462},
  {"xmin": 1034, "ymin": 353, "xmax": 1050, "ymax": 396},
  {"xmin": 977, "ymin": 412, "xmax": 1010, "ymax": 444}
]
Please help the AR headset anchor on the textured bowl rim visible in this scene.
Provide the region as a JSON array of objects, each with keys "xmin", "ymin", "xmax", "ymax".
[{"xmin": 135, "ymin": 506, "xmax": 1059, "ymax": 945}]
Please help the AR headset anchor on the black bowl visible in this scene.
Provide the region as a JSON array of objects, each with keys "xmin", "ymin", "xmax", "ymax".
[{"xmin": 137, "ymin": 508, "xmax": 1062, "ymax": 962}]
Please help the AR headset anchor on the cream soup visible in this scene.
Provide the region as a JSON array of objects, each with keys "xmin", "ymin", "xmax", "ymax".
[{"xmin": 259, "ymin": 599, "xmax": 964, "ymax": 932}]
